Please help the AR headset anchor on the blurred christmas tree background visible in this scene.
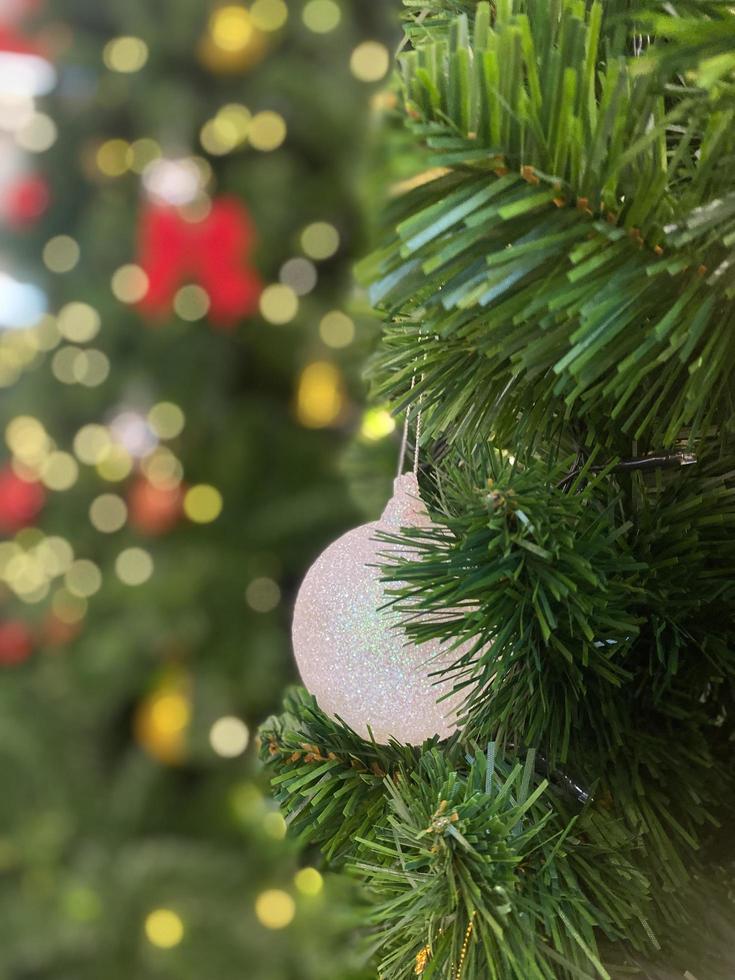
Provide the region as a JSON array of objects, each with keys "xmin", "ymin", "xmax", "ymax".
[{"xmin": 0, "ymin": 0, "xmax": 400, "ymax": 976}]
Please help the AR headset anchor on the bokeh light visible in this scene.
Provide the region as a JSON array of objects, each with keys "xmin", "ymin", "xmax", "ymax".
[
  {"xmin": 250, "ymin": 0, "xmax": 288, "ymax": 31},
  {"xmin": 144, "ymin": 909, "xmax": 184, "ymax": 949},
  {"xmin": 319, "ymin": 310, "xmax": 355, "ymax": 348},
  {"xmin": 184, "ymin": 485, "xmax": 223, "ymax": 523},
  {"xmin": 350, "ymin": 41, "xmax": 390, "ymax": 83},
  {"xmin": 259, "ymin": 284, "xmax": 298, "ymax": 325},
  {"xmin": 89, "ymin": 494, "xmax": 128, "ymax": 533},
  {"xmin": 300, "ymin": 222, "xmax": 339, "ymax": 260},
  {"xmin": 43, "ymin": 236, "xmax": 80, "ymax": 274},
  {"xmin": 296, "ymin": 362, "xmax": 343, "ymax": 428},
  {"xmin": 148, "ymin": 402, "xmax": 185, "ymax": 440},
  {"xmin": 294, "ymin": 868, "xmax": 324, "ymax": 897},
  {"xmin": 103, "ymin": 36, "xmax": 149, "ymax": 73},
  {"xmin": 111, "ymin": 264, "xmax": 149, "ymax": 303},
  {"xmin": 248, "ymin": 111, "xmax": 287, "ymax": 152},
  {"xmin": 209, "ymin": 716, "xmax": 250, "ymax": 757},
  {"xmin": 303, "ymin": 0, "xmax": 341, "ymax": 33},
  {"xmin": 245, "ymin": 577, "xmax": 281, "ymax": 613},
  {"xmin": 361, "ymin": 407, "xmax": 396, "ymax": 441},
  {"xmin": 255, "ymin": 890, "xmax": 295, "ymax": 930},
  {"xmin": 57, "ymin": 302, "xmax": 101, "ymax": 342},
  {"xmin": 115, "ymin": 547, "xmax": 154, "ymax": 585}
]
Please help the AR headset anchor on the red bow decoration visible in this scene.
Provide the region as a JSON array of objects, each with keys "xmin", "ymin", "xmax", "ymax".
[{"xmin": 136, "ymin": 196, "xmax": 262, "ymax": 329}]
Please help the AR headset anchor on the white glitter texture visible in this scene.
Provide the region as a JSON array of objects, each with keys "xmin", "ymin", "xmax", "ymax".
[{"xmin": 292, "ymin": 473, "xmax": 469, "ymax": 744}]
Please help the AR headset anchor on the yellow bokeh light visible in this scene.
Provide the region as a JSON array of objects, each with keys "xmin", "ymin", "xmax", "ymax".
[
  {"xmin": 250, "ymin": 0, "xmax": 288, "ymax": 31},
  {"xmin": 350, "ymin": 41, "xmax": 391, "ymax": 83},
  {"xmin": 37, "ymin": 537, "xmax": 74, "ymax": 576},
  {"xmin": 303, "ymin": 0, "xmax": 341, "ymax": 33},
  {"xmin": 361, "ymin": 407, "xmax": 397, "ymax": 442},
  {"xmin": 65, "ymin": 559, "xmax": 102, "ymax": 598},
  {"xmin": 6, "ymin": 415, "xmax": 49, "ymax": 465},
  {"xmin": 245, "ymin": 577, "xmax": 281, "ymax": 613},
  {"xmin": 90, "ymin": 494, "xmax": 127, "ymax": 533},
  {"xmin": 16, "ymin": 113, "xmax": 57, "ymax": 153},
  {"xmin": 41, "ymin": 451, "xmax": 79, "ymax": 491},
  {"xmin": 52, "ymin": 345, "xmax": 82, "ymax": 385},
  {"xmin": 300, "ymin": 222, "xmax": 339, "ymax": 260},
  {"xmin": 184, "ymin": 485, "xmax": 223, "ymax": 524},
  {"xmin": 144, "ymin": 909, "xmax": 184, "ymax": 949},
  {"xmin": 255, "ymin": 890, "xmax": 295, "ymax": 930},
  {"xmin": 97, "ymin": 138, "xmax": 133, "ymax": 177},
  {"xmin": 259, "ymin": 284, "xmax": 298, "ymax": 325},
  {"xmin": 151, "ymin": 693, "xmax": 191, "ymax": 734},
  {"xmin": 174, "ymin": 284, "xmax": 210, "ymax": 321},
  {"xmin": 52, "ymin": 587, "xmax": 87, "ymax": 624},
  {"xmin": 73, "ymin": 424, "xmax": 111, "ymax": 465},
  {"xmin": 43, "ymin": 235, "xmax": 80, "ymax": 274},
  {"xmin": 148, "ymin": 403, "xmax": 185, "ymax": 440},
  {"xmin": 209, "ymin": 716, "xmax": 250, "ymax": 758},
  {"xmin": 296, "ymin": 361, "xmax": 343, "ymax": 428},
  {"xmin": 30, "ymin": 314, "xmax": 60, "ymax": 352},
  {"xmin": 210, "ymin": 5, "xmax": 254, "ymax": 51},
  {"xmin": 115, "ymin": 547, "xmax": 154, "ymax": 585},
  {"xmin": 57, "ymin": 302, "xmax": 101, "ymax": 343},
  {"xmin": 96, "ymin": 444, "xmax": 133, "ymax": 482},
  {"xmin": 75, "ymin": 349, "xmax": 111, "ymax": 388},
  {"xmin": 131, "ymin": 138, "xmax": 161, "ymax": 173},
  {"xmin": 262, "ymin": 811, "xmax": 287, "ymax": 840},
  {"xmin": 103, "ymin": 36, "xmax": 149, "ymax": 73},
  {"xmin": 111, "ymin": 264, "xmax": 149, "ymax": 303},
  {"xmin": 248, "ymin": 111, "xmax": 286, "ymax": 152},
  {"xmin": 319, "ymin": 310, "xmax": 355, "ymax": 348},
  {"xmin": 294, "ymin": 867, "xmax": 324, "ymax": 897},
  {"xmin": 141, "ymin": 447, "xmax": 183, "ymax": 490}
]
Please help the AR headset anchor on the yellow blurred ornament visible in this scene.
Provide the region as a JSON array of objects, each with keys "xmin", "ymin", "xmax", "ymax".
[
  {"xmin": 199, "ymin": 5, "xmax": 268, "ymax": 74},
  {"xmin": 134, "ymin": 670, "xmax": 192, "ymax": 765}
]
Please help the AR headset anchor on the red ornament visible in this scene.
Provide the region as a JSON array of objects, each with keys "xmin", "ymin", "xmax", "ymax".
[
  {"xmin": 0, "ymin": 620, "xmax": 34, "ymax": 666},
  {"xmin": 0, "ymin": 465, "xmax": 45, "ymax": 532},
  {"xmin": 4, "ymin": 173, "xmax": 50, "ymax": 226},
  {"xmin": 136, "ymin": 196, "xmax": 262, "ymax": 329},
  {"xmin": 128, "ymin": 477, "xmax": 184, "ymax": 535}
]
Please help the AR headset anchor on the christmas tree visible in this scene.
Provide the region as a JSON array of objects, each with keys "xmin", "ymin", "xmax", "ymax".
[
  {"xmin": 262, "ymin": 2, "xmax": 735, "ymax": 977},
  {"xmin": 0, "ymin": 0, "xmax": 396, "ymax": 976}
]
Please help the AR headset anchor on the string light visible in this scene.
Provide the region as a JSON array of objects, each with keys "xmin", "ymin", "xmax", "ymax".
[
  {"xmin": 89, "ymin": 494, "xmax": 128, "ymax": 533},
  {"xmin": 57, "ymin": 302, "xmax": 101, "ymax": 342},
  {"xmin": 245, "ymin": 577, "xmax": 281, "ymax": 612},
  {"xmin": 142, "ymin": 447, "xmax": 184, "ymax": 489},
  {"xmin": 303, "ymin": 0, "xmax": 341, "ymax": 33},
  {"xmin": 65, "ymin": 559, "xmax": 102, "ymax": 598},
  {"xmin": 40, "ymin": 451, "xmax": 79, "ymax": 490},
  {"xmin": 262, "ymin": 811, "xmax": 287, "ymax": 840},
  {"xmin": 296, "ymin": 362, "xmax": 343, "ymax": 428},
  {"xmin": 148, "ymin": 403, "xmax": 185, "ymax": 440},
  {"xmin": 52, "ymin": 588, "xmax": 88, "ymax": 625},
  {"xmin": 279, "ymin": 258, "xmax": 317, "ymax": 296},
  {"xmin": 96, "ymin": 444, "xmax": 134, "ymax": 481},
  {"xmin": 294, "ymin": 868, "xmax": 324, "ymax": 896},
  {"xmin": 174, "ymin": 285, "xmax": 210, "ymax": 321},
  {"xmin": 350, "ymin": 41, "xmax": 391, "ymax": 83},
  {"xmin": 248, "ymin": 111, "xmax": 287, "ymax": 151},
  {"xmin": 103, "ymin": 36, "xmax": 149, "ymax": 74},
  {"xmin": 250, "ymin": 0, "xmax": 288, "ymax": 31},
  {"xmin": 15, "ymin": 112, "xmax": 57, "ymax": 152},
  {"xmin": 73, "ymin": 424, "xmax": 111, "ymax": 465},
  {"xmin": 300, "ymin": 222, "xmax": 339, "ymax": 260},
  {"xmin": 111, "ymin": 264, "xmax": 149, "ymax": 303},
  {"xmin": 115, "ymin": 547, "xmax": 154, "ymax": 585},
  {"xmin": 361, "ymin": 408, "xmax": 396, "ymax": 441},
  {"xmin": 319, "ymin": 310, "xmax": 355, "ymax": 348},
  {"xmin": 209, "ymin": 716, "xmax": 250, "ymax": 757},
  {"xmin": 144, "ymin": 909, "xmax": 184, "ymax": 949},
  {"xmin": 259, "ymin": 284, "xmax": 298, "ymax": 325},
  {"xmin": 184, "ymin": 485, "xmax": 223, "ymax": 523},
  {"xmin": 43, "ymin": 236, "xmax": 80, "ymax": 274},
  {"xmin": 254, "ymin": 890, "xmax": 295, "ymax": 930},
  {"xmin": 96, "ymin": 138, "xmax": 133, "ymax": 177}
]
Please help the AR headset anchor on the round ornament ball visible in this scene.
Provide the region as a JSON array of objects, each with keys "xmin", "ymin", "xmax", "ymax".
[
  {"xmin": 0, "ymin": 620, "xmax": 34, "ymax": 666},
  {"xmin": 0, "ymin": 465, "xmax": 45, "ymax": 533},
  {"xmin": 292, "ymin": 473, "xmax": 470, "ymax": 745}
]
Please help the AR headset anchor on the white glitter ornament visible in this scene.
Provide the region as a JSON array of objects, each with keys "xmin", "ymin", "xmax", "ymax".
[{"xmin": 292, "ymin": 472, "xmax": 468, "ymax": 745}]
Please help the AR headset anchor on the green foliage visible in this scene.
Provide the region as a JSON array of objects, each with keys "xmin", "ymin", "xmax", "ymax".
[
  {"xmin": 261, "ymin": 699, "xmax": 661, "ymax": 980},
  {"xmin": 360, "ymin": 0, "xmax": 735, "ymax": 448}
]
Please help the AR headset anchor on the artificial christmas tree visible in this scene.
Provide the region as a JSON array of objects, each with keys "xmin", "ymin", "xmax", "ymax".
[{"xmin": 263, "ymin": 2, "xmax": 735, "ymax": 977}]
